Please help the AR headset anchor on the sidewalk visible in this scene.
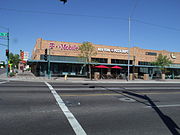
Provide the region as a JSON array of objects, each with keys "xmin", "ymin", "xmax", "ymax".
[{"xmin": 0, "ymin": 71, "xmax": 180, "ymax": 83}]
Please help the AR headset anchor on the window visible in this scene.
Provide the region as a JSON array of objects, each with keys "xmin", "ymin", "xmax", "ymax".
[
  {"xmin": 145, "ymin": 52, "xmax": 157, "ymax": 56},
  {"xmin": 139, "ymin": 67, "xmax": 149, "ymax": 74},
  {"xmin": 91, "ymin": 58, "xmax": 107, "ymax": 63},
  {"xmin": 138, "ymin": 61, "xmax": 152, "ymax": 65},
  {"xmin": 40, "ymin": 55, "xmax": 86, "ymax": 62},
  {"xmin": 111, "ymin": 59, "xmax": 132, "ymax": 64}
]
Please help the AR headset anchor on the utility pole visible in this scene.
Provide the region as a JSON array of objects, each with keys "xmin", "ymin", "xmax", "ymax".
[
  {"xmin": 127, "ymin": 17, "xmax": 131, "ymax": 81},
  {"xmin": 7, "ymin": 30, "xmax": 9, "ymax": 77},
  {"xmin": 127, "ymin": 0, "xmax": 140, "ymax": 81}
]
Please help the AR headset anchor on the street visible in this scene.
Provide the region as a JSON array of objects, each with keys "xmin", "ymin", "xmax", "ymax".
[{"xmin": 0, "ymin": 81, "xmax": 180, "ymax": 135}]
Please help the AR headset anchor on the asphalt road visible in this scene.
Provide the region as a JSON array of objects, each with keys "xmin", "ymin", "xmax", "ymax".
[{"xmin": 0, "ymin": 81, "xmax": 180, "ymax": 135}]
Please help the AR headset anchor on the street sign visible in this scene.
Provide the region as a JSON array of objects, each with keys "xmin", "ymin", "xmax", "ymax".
[{"xmin": 0, "ymin": 32, "xmax": 8, "ymax": 37}]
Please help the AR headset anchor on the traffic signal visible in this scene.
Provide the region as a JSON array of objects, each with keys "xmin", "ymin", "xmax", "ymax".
[
  {"xmin": 60, "ymin": 0, "xmax": 67, "ymax": 4},
  {"xmin": 44, "ymin": 49, "xmax": 48, "ymax": 61},
  {"xmin": 6, "ymin": 49, "xmax": 9, "ymax": 58}
]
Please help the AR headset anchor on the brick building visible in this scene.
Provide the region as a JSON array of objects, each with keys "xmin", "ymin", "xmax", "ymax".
[{"xmin": 29, "ymin": 38, "xmax": 180, "ymax": 79}]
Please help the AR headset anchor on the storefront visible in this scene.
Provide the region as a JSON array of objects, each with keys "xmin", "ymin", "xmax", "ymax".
[{"xmin": 28, "ymin": 38, "xmax": 180, "ymax": 79}]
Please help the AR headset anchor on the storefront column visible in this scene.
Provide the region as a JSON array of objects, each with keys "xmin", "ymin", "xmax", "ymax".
[{"xmin": 108, "ymin": 58, "xmax": 111, "ymax": 64}]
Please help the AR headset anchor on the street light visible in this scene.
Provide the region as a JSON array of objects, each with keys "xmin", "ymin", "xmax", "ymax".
[
  {"xmin": 127, "ymin": 17, "xmax": 131, "ymax": 81},
  {"xmin": 127, "ymin": 0, "xmax": 140, "ymax": 81}
]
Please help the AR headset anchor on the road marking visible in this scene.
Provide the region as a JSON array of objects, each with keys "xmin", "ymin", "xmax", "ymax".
[
  {"xmin": 146, "ymin": 104, "xmax": 180, "ymax": 108},
  {"xmin": 61, "ymin": 93, "xmax": 119, "ymax": 97},
  {"xmin": 118, "ymin": 97, "xmax": 136, "ymax": 102},
  {"xmin": 60, "ymin": 92, "xmax": 180, "ymax": 97},
  {"xmin": 0, "ymin": 80, "xmax": 9, "ymax": 84},
  {"xmin": 45, "ymin": 82, "xmax": 87, "ymax": 135},
  {"xmin": 56, "ymin": 87, "xmax": 180, "ymax": 91}
]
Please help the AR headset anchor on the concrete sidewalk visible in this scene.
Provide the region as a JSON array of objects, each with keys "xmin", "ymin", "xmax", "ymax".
[{"xmin": 0, "ymin": 71, "xmax": 180, "ymax": 83}]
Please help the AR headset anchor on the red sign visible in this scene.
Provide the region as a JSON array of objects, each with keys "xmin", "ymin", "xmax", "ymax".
[{"xmin": 20, "ymin": 51, "xmax": 24, "ymax": 60}]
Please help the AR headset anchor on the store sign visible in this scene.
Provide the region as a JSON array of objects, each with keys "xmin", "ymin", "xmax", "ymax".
[
  {"xmin": 49, "ymin": 43, "xmax": 79, "ymax": 50},
  {"xmin": 170, "ymin": 53, "xmax": 176, "ymax": 59},
  {"xmin": 23, "ymin": 52, "xmax": 29, "ymax": 61},
  {"xmin": 97, "ymin": 48, "xmax": 128, "ymax": 54}
]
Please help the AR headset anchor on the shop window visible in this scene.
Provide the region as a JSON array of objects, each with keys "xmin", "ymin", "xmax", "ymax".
[
  {"xmin": 139, "ymin": 67, "xmax": 149, "ymax": 74},
  {"xmin": 91, "ymin": 58, "xmax": 107, "ymax": 63},
  {"xmin": 145, "ymin": 52, "xmax": 157, "ymax": 56},
  {"xmin": 138, "ymin": 61, "xmax": 152, "ymax": 65},
  {"xmin": 170, "ymin": 64, "xmax": 180, "ymax": 68},
  {"xmin": 40, "ymin": 55, "xmax": 86, "ymax": 62},
  {"xmin": 53, "ymin": 64, "xmax": 59, "ymax": 73},
  {"xmin": 111, "ymin": 59, "xmax": 132, "ymax": 64}
]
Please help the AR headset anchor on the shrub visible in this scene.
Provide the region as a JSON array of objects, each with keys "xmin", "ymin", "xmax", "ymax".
[{"xmin": 9, "ymin": 72, "xmax": 16, "ymax": 77}]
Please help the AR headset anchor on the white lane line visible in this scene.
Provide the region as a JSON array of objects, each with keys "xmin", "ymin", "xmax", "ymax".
[
  {"xmin": 45, "ymin": 82, "xmax": 87, "ymax": 135},
  {"xmin": 145, "ymin": 104, "xmax": 180, "ymax": 108},
  {"xmin": 0, "ymin": 80, "xmax": 9, "ymax": 84}
]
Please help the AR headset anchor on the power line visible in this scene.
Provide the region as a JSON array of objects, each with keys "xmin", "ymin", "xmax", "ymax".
[
  {"xmin": 130, "ymin": 0, "xmax": 141, "ymax": 18},
  {"xmin": 0, "ymin": 7, "xmax": 127, "ymax": 21},
  {"xmin": 133, "ymin": 19, "xmax": 180, "ymax": 32},
  {"xmin": 1, "ymin": 7, "xmax": 180, "ymax": 32}
]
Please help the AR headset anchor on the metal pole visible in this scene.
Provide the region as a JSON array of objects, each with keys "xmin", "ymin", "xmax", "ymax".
[
  {"xmin": 0, "ymin": 26, "xmax": 9, "ymax": 77},
  {"xmin": 48, "ymin": 48, "xmax": 51, "ymax": 79},
  {"xmin": 6, "ymin": 31, "xmax": 9, "ymax": 77},
  {"xmin": 127, "ymin": 17, "xmax": 131, "ymax": 81}
]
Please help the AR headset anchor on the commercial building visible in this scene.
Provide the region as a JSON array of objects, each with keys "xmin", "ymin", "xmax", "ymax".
[{"xmin": 28, "ymin": 38, "xmax": 180, "ymax": 79}]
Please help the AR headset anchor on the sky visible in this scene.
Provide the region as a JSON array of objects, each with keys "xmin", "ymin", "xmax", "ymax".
[{"xmin": 0, "ymin": 0, "xmax": 180, "ymax": 61}]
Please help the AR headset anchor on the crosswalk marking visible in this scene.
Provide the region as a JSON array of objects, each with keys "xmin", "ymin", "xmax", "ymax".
[{"xmin": 45, "ymin": 82, "xmax": 87, "ymax": 135}]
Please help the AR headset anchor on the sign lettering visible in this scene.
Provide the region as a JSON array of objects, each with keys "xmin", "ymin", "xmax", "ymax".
[
  {"xmin": 49, "ymin": 43, "xmax": 79, "ymax": 50},
  {"xmin": 171, "ymin": 53, "xmax": 176, "ymax": 59},
  {"xmin": 98, "ymin": 48, "xmax": 128, "ymax": 54}
]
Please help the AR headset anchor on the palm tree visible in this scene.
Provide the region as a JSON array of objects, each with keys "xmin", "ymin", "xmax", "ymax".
[{"xmin": 79, "ymin": 42, "xmax": 97, "ymax": 79}]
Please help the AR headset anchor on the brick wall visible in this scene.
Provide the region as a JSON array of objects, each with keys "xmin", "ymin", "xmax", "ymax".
[{"xmin": 32, "ymin": 38, "xmax": 180, "ymax": 65}]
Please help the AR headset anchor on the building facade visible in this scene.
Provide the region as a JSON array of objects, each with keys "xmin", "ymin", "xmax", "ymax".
[{"xmin": 29, "ymin": 38, "xmax": 180, "ymax": 79}]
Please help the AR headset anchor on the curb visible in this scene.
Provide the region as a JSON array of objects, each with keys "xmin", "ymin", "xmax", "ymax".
[{"xmin": 1, "ymin": 76, "xmax": 180, "ymax": 83}]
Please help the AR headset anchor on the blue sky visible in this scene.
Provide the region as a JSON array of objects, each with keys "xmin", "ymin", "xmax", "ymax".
[{"xmin": 0, "ymin": 0, "xmax": 180, "ymax": 61}]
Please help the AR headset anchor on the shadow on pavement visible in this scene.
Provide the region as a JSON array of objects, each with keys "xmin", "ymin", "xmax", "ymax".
[{"xmin": 123, "ymin": 91, "xmax": 180, "ymax": 135}]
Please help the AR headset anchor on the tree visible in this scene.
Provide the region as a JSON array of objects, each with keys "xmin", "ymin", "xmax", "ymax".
[
  {"xmin": 152, "ymin": 54, "xmax": 172, "ymax": 74},
  {"xmin": 79, "ymin": 42, "xmax": 97, "ymax": 79},
  {"xmin": 9, "ymin": 52, "xmax": 21, "ymax": 71}
]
